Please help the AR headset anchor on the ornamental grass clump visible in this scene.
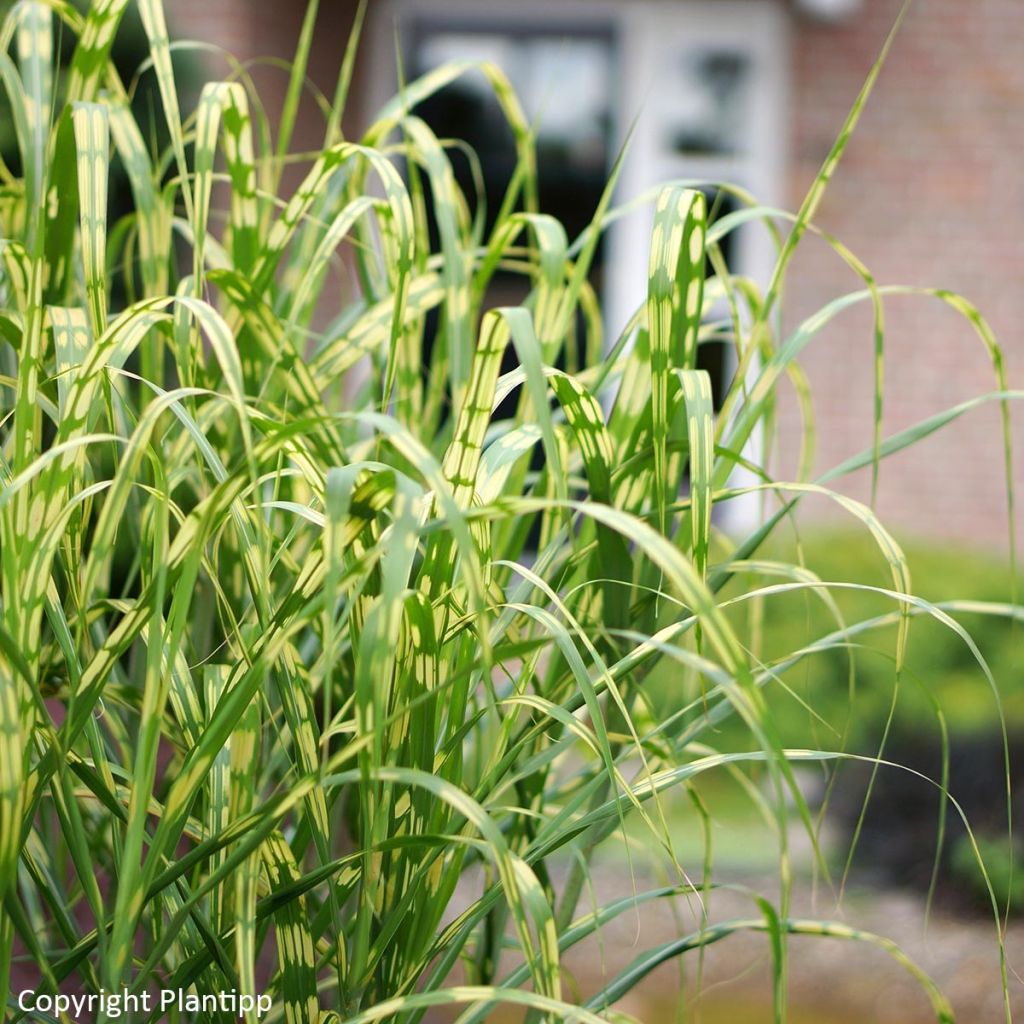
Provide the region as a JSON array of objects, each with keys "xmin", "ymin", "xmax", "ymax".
[{"xmin": 0, "ymin": 1, "xmax": 1019, "ymax": 1022}]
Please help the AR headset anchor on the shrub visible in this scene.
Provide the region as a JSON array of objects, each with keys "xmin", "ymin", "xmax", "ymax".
[
  {"xmin": 732, "ymin": 532, "xmax": 1023, "ymax": 914},
  {"xmin": 0, "ymin": 1, "xmax": 1018, "ymax": 1021},
  {"xmin": 699, "ymin": 530, "xmax": 1023, "ymax": 748}
]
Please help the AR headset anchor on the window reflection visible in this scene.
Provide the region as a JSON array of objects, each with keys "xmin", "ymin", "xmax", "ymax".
[{"xmin": 669, "ymin": 50, "xmax": 751, "ymax": 158}]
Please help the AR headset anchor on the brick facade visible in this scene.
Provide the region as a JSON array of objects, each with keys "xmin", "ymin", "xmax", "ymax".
[{"xmin": 782, "ymin": 0, "xmax": 1023, "ymax": 549}]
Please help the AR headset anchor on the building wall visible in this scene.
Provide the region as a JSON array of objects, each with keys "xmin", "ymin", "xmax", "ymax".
[
  {"xmin": 781, "ymin": 0, "xmax": 1024, "ymax": 550},
  {"xmin": 169, "ymin": 1, "xmax": 364, "ymax": 176}
]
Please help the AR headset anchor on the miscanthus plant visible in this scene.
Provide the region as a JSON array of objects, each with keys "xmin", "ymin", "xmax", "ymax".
[{"xmin": 0, "ymin": 1, "xmax": 1019, "ymax": 1022}]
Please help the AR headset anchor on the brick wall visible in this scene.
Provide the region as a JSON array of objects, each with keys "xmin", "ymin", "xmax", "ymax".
[
  {"xmin": 781, "ymin": 0, "xmax": 1024, "ymax": 550},
  {"xmin": 168, "ymin": 0, "xmax": 364, "ymax": 178}
]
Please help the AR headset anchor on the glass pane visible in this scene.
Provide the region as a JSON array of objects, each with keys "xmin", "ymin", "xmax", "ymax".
[
  {"xmin": 412, "ymin": 26, "xmax": 614, "ymax": 243},
  {"xmin": 668, "ymin": 49, "xmax": 751, "ymax": 157}
]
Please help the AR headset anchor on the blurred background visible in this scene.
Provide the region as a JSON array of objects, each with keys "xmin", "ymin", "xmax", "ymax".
[
  {"xmin": 164, "ymin": 0, "xmax": 1024, "ymax": 545},
  {"xmin": 132, "ymin": 0, "xmax": 1024, "ymax": 1018}
]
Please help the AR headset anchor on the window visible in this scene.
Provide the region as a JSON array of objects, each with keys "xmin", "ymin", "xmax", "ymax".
[
  {"xmin": 368, "ymin": 0, "xmax": 789, "ymax": 524},
  {"xmin": 411, "ymin": 25, "xmax": 615, "ymax": 248},
  {"xmin": 402, "ymin": 17, "xmax": 618, "ymax": 422}
]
